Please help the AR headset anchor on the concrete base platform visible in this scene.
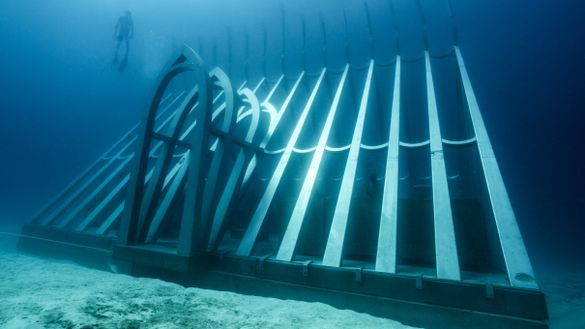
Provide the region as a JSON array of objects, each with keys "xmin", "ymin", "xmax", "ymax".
[{"xmin": 18, "ymin": 225, "xmax": 549, "ymax": 329}]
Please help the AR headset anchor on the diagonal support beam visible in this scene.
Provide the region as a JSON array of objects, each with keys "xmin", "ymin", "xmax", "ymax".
[
  {"xmin": 146, "ymin": 153, "xmax": 190, "ymax": 242},
  {"xmin": 207, "ymin": 88, "xmax": 261, "ymax": 248},
  {"xmin": 276, "ymin": 64, "xmax": 350, "ymax": 261},
  {"xmin": 322, "ymin": 60, "xmax": 374, "ymax": 267},
  {"xmin": 199, "ymin": 70, "xmax": 238, "ymax": 228},
  {"xmin": 96, "ymin": 202, "xmax": 124, "ymax": 235},
  {"xmin": 236, "ymin": 68, "xmax": 327, "ymax": 256},
  {"xmin": 35, "ymin": 91, "xmax": 183, "ymax": 226},
  {"xmin": 56, "ymin": 155, "xmax": 134, "ymax": 229},
  {"xmin": 454, "ymin": 46, "xmax": 536, "ymax": 289},
  {"xmin": 425, "ymin": 51, "xmax": 461, "ymax": 280},
  {"xmin": 74, "ymin": 174, "xmax": 130, "ymax": 232},
  {"xmin": 242, "ymin": 74, "xmax": 296, "ymax": 185},
  {"xmin": 76, "ymin": 80, "xmax": 237, "ymax": 237},
  {"xmin": 376, "ymin": 56, "xmax": 401, "ymax": 273},
  {"xmin": 91, "ymin": 163, "xmax": 160, "ymax": 235}
]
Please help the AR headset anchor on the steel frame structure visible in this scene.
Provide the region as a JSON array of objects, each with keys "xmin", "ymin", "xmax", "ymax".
[{"xmin": 19, "ymin": 1, "xmax": 547, "ymax": 328}]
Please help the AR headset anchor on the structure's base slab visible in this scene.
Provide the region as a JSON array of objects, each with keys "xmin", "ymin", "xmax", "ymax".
[
  {"xmin": 17, "ymin": 229, "xmax": 113, "ymax": 272},
  {"xmin": 18, "ymin": 227, "xmax": 548, "ymax": 329}
]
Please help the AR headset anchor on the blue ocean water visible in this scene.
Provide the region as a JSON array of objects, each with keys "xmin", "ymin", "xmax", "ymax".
[
  {"xmin": 0, "ymin": 0, "xmax": 584, "ymax": 327},
  {"xmin": 1, "ymin": 0, "xmax": 583, "ymax": 263}
]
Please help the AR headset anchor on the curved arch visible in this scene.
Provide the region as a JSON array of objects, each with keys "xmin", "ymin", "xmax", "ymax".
[
  {"xmin": 199, "ymin": 67, "xmax": 238, "ymax": 229},
  {"xmin": 207, "ymin": 87, "xmax": 262, "ymax": 249},
  {"xmin": 120, "ymin": 45, "xmax": 212, "ymax": 248}
]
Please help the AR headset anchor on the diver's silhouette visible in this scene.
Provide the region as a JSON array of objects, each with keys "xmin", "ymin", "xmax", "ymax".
[{"xmin": 112, "ymin": 11, "xmax": 134, "ymax": 72}]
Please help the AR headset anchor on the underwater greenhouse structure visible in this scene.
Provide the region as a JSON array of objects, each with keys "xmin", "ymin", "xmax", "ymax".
[{"xmin": 18, "ymin": 1, "xmax": 548, "ymax": 328}]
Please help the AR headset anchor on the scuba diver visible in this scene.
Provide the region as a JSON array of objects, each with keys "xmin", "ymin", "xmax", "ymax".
[{"xmin": 112, "ymin": 10, "xmax": 134, "ymax": 71}]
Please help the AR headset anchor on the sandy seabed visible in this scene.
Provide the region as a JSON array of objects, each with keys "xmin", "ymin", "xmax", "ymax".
[
  {"xmin": 0, "ymin": 250, "xmax": 418, "ymax": 329},
  {"xmin": 0, "ymin": 241, "xmax": 583, "ymax": 329}
]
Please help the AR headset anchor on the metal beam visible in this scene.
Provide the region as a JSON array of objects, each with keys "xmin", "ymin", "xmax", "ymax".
[
  {"xmin": 242, "ymin": 73, "xmax": 300, "ymax": 185},
  {"xmin": 177, "ymin": 49, "xmax": 213, "ymax": 256},
  {"xmin": 91, "ymin": 163, "xmax": 159, "ymax": 235},
  {"xmin": 56, "ymin": 155, "xmax": 133, "ymax": 229},
  {"xmin": 277, "ymin": 64, "xmax": 350, "ymax": 261},
  {"xmin": 74, "ymin": 174, "xmax": 130, "ymax": 232},
  {"xmin": 425, "ymin": 51, "xmax": 460, "ymax": 280},
  {"xmin": 208, "ymin": 88, "xmax": 261, "ymax": 248},
  {"xmin": 236, "ymin": 68, "xmax": 327, "ymax": 256},
  {"xmin": 40, "ymin": 138, "xmax": 134, "ymax": 227},
  {"xmin": 454, "ymin": 46, "xmax": 536, "ymax": 289},
  {"xmin": 376, "ymin": 56, "xmax": 401, "ymax": 273},
  {"xmin": 79, "ymin": 97, "xmax": 204, "ymax": 234},
  {"xmin": 121, "ymin": 50, "xmax": 208, "ymax": 247},
  {"xmin": 322, "ymin": 60, "xmax": 375, "ymax": 267},
  {"xmin": 146, "ymin": 153, "xmax": 190, "ymax": 242},
  {"xmin": 136, "ymin": 82, "xmax": 199, "ymax": 242},
  {"xmin": 42, "ymin": 89, "xmax": 185, "ymax": 228},
  {"xmin": 33, "ymin": 91, "xmax": 180, "ymax": 225},
  {"xmin": 96, "ymin": 202, "xmax": 124, "ymax": 235},
  {"xmin": 199, "ymin": 69, "xmax": 238, "ymax": 229}
]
